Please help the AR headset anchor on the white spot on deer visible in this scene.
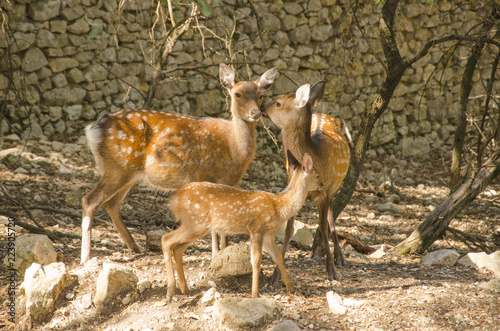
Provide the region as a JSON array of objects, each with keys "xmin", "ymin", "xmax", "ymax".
[
  {"xmin": 118, "ymin": 130, "xmax": 127, "ymax": 140},
  {"xmin": 127, "ymin": 147, "xmax": 132, "ymax": 154},
  {"xmin": 138, "ymin": 123, "xmax": 144, "ymax": 130},
  {"xmin": 145, "ymin": 155, "xmax": 155, "ymax": 166},
  {"xmin": 121, "ymin": 147, "xmax": 126, "ymax": 153},
  {"xmin": 127, "ymin": 114, "xmax": 133, "ymax": 119},
  {"xmin": 142, "ymin": 116, "xmax": 148, "ymax": 121}
]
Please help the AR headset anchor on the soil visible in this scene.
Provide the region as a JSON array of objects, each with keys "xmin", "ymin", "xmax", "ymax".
[{"xmin": 0, "ymin": 135, "xmax": 499, "ymax": 331}]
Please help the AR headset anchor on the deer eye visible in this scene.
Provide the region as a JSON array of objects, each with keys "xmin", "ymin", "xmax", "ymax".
[
  {"xmin": 276, "ymin": 102, "xmax": 281, "ymax": 107},
  {"xmin": 235, "ymin": 93, "xmax": 241, "ymax": 98}
]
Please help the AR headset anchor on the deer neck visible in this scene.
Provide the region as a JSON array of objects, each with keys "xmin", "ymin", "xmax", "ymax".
[
  {"xmin": 230, "ymin": 113, "xmax": 257, "ymax": 162},
  {"xmin": 281, "ymin": 109, "xmax": 313, "ymax": 157},
  {"xmin": 274, "ymin": 173, "xmax": 308, "ymax": 221}
]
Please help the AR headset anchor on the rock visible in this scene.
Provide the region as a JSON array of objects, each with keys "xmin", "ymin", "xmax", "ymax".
[
  {"xmin": 268, "ymin": 320, "xmax": 301, "ymax": 331},
  {"xmin": 66, "ymin": 105, "xmax": 83, "ymax": 120},
  {"xmin": 146, "ymin": 229, "xmax": 166, "ymax": 251},
  {"xmin": 42, "ymin": 87, "xmax": 86, "ymax": 106},
  {"xmin": 22, "ymin": 262, "xmax": 77, "ymax": 323},
  {"xmin": 84, "ymin": 64, "xmax": 108, "ymax": 82},
  {"xmin": 378, "ymin": 202, "xmax": 401, "ymax": 214},
  {"xmin": 28, "ymin": 0, "xmax": 61, "ymax": 21},
  {"xmin": 457, "ymin": 251, "xmax": 500, "ymax": 277},
  {"xmin": 326, "ymin": 291, "xmax": 347, "ymax": 315},
  {"xmin": 22, "ymin": 122, "xmax": 44, "ymax": 140},
  {"xmin": 82, "ymin": 293, "xmax": 93, "ymax": 309},
  {"xmin": 370, "ymin": 244, "xmax": 389, "ymax": 259},
  {"xmin": 479, "ymin": 279, "xmax": 500, "ymax": 292},
  {"xmin": 3, "ymin": 234, "xmax": 57, "ymax": 277},
  {"xmin": 137, "ymin": 279, "xmax": 152, "ymax": 293},
  {"xmin": 213, "ymin": 297, "xmax": 281, "ymax": 329},
  {"xmin": 401, "ymin": 136, "xmax": 431, "ymax": 157},
  {"xmin": 420, "ymin": 249, "xmax": 460, "ymax": 266},
  {"xmin": 200, "ymin": 287, "xmax": 219, "ymax": 306},
  {"xmin": 93, "ymin": 263, "xmax": 139, "ymax": 307},
  {"xmin": 48, "ymin": 58, "xmax": 79, "ymax": 73},
  {"xmin": 211, "ymin": 244, "xmax": 252, "ymax": 278},
  {"xmin": 22, "ymin": 47, "xmax": 48, "ymax": 72},
  {"xmin": 388, "ymin": 194, "xmax": 401, "ymax": 204},
  {"xmin": 275, "ymin": 220, "xmax": 313, "ymax": 247},
  {"xmin": 289, "ymin": 25, "xmax": 311, "ymax": 45}
]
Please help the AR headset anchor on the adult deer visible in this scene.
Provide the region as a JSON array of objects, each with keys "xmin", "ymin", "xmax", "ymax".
[
  {"xmin": 163, "ymin": 151, "xmax": 322, "ymax": 301},
  {"xmin": 80, "ymin": 64, "xmax": 278, "ymax": 264},
  {"xmin": 261, "ymin": 81, "xmax": 350, "ymax": 281}
]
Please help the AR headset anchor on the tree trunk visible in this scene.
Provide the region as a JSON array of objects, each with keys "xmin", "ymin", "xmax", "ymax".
[
  {"xmin": 313, "ymin": 0, "xmax": 407, "ymax": 254},
  {"xmin": 450, "ymin": 20, "xmax": 495, "ymax": 190},
  {"xmin": 394, "ymin": 153, "xmax": 500, "ymax": 255}
]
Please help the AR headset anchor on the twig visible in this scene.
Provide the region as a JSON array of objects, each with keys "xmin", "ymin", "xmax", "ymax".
[{"xmin": 447, "ymin": 226, "xmax": 493, "ymax": 253}]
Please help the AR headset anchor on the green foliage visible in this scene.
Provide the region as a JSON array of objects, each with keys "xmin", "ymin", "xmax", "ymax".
[{"xmin": 88, "ymin": 26, "xmax": 100, "ymax": 38}]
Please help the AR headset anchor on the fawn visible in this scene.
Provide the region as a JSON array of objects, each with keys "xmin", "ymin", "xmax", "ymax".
[
  {"xmin": 80, "ymin": 64, "xmax": 278, "ymax": 264},
  {"xmin": 261, "ymin": 81, "xmax": 350, "ymax": 281},
  {"xmin": 162, "ymin": 151, "xmax": 322, "ymax": 301}
]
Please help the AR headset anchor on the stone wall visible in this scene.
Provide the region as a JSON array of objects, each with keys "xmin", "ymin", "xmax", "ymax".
[{"xmin": 0, "ymin": 0, "xmax": 496, "ymax": 156}]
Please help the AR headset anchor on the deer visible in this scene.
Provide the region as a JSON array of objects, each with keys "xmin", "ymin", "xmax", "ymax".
[
  {"xmin": 260, "ymin": 81, "xmax": 350, "ymax": 282},
  {"xmin": 80, "ymin": 63, "xmax": 278, "ymax": 264},
  {"xmin": 162, "ymin": 151, "xmax": 322, "ymax": 301}
]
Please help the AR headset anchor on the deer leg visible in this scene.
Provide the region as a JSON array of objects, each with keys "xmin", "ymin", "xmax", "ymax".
[
  {"xmin": 162, "ymin": 231, "xmax": 177, "ymax": 302},
  {"xmin": 250, "ymin": 234, "xmax": 264, "ymax": 298},
  {"xmin": 318, "ymin": 200, "xmax": 339, "ymax": 281},
  {"xmin": 328, "ymin": 204, "xmax": 346, "ymax": 266},
  {"xmin": 102, "ymin": 182, "xmax": 140, "ymax": 253},
  {"xmin": 81, "ymin": 174, "xmax": 136, "ymax": 264},
  {"xmin": 263, "ymin": 235, "xmax": 294, "ymax": 295},
  {"xmin": 173, "ymin": 242, "xmax": 192, "ymax": 296},
  {"xmin": 220, "ymin": 233, "xmax": 228, "ymax": 250},
  {"xmin": 211, "ymin": 230, "xmax": 220, "ymax": 257},
  {"xmin": 269, "ymin": 215, "xmax": 295, "ymax": 285}
]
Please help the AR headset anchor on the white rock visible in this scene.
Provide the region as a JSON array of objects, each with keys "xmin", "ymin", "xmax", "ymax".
[
  {"xmin": 326, "ymin": 291, "xmax": 347, "ymax": 315},
  {"xmin": 268, "ymin": 319, "xmax": 301, "ymax": 331},
  {"xmin": 23, "ymin": 262, "xmax": 77, "ymax": 323},
  {"xmin": 200, "ymin": 287, "xmax": 218, "ymax": 306},
  {"xmin": 3, "ymin": 234, "xmax": 57, "ymax": 278},
  {"xmin": 378, "ymin": 202, "xmax": 401, "ymax": 214},
  {"xmin": 146, "ymin": 229, "xmax": 166, "ymax": 251},
  {"xmin": 479, "ymin": 279, "xmax": 500, "ymax": 292},
  {"xmin": 137, "ymin": 279, "xmax": 152, "ymax": 293},
  {"xmin": 420, "ymin": 249, "xmax": 460, "ymax": 266},
  {"xmin": 211, "ymin": 244, "xmax": 252, "ymax": 277},
  {"xmin": 457, "ymin": 251, "xmax": 500, "ymax": 277},
  {"xmin": 275, "ymin": 220, "xmax": 313, "ymax": 247},
  {"xmin": 370, "ymin": 244, "xmax": 389, "ymax": 259},
  {"xmin": 213, "ymin": 297, "xmax": 281, "ymax": 329},
  {"xmin": 93, "ymin": 263, "xmax": 139, "ymax": 307},
  {"xmin": 343, "ymin": 298, "xmax": 366, "ymax": 308}
]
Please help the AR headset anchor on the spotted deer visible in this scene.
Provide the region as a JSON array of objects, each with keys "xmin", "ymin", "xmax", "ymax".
[
  {"xmin": 80, "ymin": 64, "xmax": 278, "ymax": 264},
  {"xmin": 162, "ymin": 151, "xmax": 322, "ymax": 300},
  {"xmin": 261, "ymin": 81, "xmax": 350, "ymax": 281}
]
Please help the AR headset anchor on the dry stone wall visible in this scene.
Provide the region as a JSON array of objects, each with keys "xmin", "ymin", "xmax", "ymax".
[{"xmin": 0, "ymin": 0, "xmax": 495, "ymax": 156}]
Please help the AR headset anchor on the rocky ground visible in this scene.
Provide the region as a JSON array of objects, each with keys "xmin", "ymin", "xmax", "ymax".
[{"xmin": 0, "ymin": 131, "xmax": 499, "ymax": 330}]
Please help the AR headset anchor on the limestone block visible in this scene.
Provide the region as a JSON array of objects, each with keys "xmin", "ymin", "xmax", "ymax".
[
  {"xmin": 420, "ymin": 249, "xmax": 460, "ymax": 266},
  {"xmin": 93, "ymin": 263, "xmax": 139, "ymax": 307},
  {"xmin": 22, "ymin": 48, "xmax": 47, "ymax": 73},
  {"xmin": 23, "ymin": 262, "xmax": 77, "ymax": 323},
  {"xmin": 210, "ymin": 244, "xmax": 252, "ymax": 278},
  {"xmin": 28, "ymin": 0, "xmax": 61, "ymax": 21},
  {"xmin": 289, "ymin": 25, "xmax": 311, "ymax": 45},
  {"xmin": 213, "ymin": 297, "xmax": 281, "ymax": 329},
  {"xmin": 146, "ymin": 229, "xmax": 166, "ymax": 251},
  {"xmin": 275, "ymin": 220, "xmax": 313, "ymax": 247},
  {"xmin": 3, "ymin": 234, "xmax": 57, "ymax": 277}
]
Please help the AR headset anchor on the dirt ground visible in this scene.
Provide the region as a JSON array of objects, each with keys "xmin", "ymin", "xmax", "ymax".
[{"xmin": 0, "ymin": 133, "xmax": 499, "ymax": 331}]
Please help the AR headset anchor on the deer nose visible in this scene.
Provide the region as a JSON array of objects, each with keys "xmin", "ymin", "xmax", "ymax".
[{"xmin": 250, "ymin": 109, "xmax": 261, "ymax": 120}]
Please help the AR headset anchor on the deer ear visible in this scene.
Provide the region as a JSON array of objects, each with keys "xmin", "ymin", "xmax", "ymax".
[
  {"xmin": 220, "ymin": 63, "xmax": 235, "ymax": 90},
  {"xmin": 256, "ymin": 67, "xmax": 278, "ymax": 91},
  {"xmin": 302, "ymin": 153, "xmax": 313, "ymax": 173},
  {"xmin": 295, "ymin": 84, "xmax": 310, "ymax": 108},
  {"xmin": 308, "ymin": 81, "xmax": 325, "ymax": 107},
  {"xmin": 286, "ymin": 150, "xmax": 299, "ymax": 170}
]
